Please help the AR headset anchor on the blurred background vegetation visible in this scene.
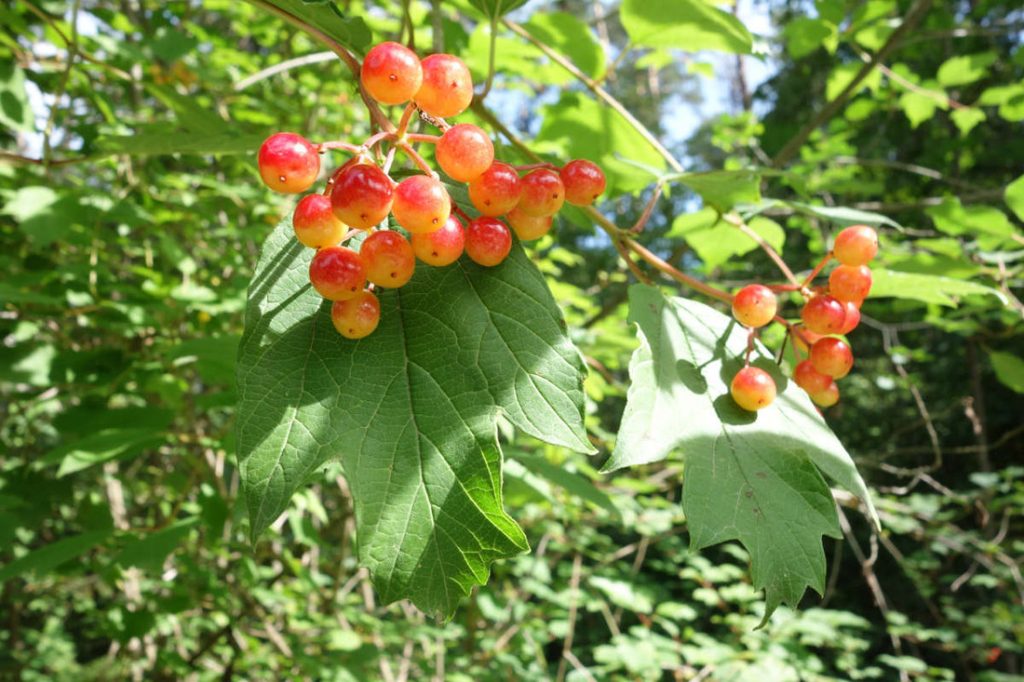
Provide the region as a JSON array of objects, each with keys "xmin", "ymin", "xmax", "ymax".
[{"xmin": 1, "ymin": 0, "xmax": 1022, "ymax": 680}]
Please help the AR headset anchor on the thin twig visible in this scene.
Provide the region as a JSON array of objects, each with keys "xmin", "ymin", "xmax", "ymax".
[
  {"xmin": 554, "ymin": 554, "xmax": 584, "ymax": 682},
  {"xmin": 234, "ymin": 51, "xmax": 335, "ymax": 90}
]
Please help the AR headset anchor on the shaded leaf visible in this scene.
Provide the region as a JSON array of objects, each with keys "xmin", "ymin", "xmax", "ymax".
[
  {"xmin": 0, "ymin": 530, "xmax": 113, "ymax": 583},
  {"xmin": 988, "ymin": 351, "xmax": 1024, "ymax": 394},
  {"xmin": 243, "ymin": 0, "xmax": 371, "ymax": 52},
  {"xmin": 869, "ymin": 269, "xmax": 1007, "ymax": 307},
  {"xmin": 620, "ymin": 0, "xmax": 752, "ymax": 54}
]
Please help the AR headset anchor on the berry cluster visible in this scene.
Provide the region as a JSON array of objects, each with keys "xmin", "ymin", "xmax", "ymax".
[
  {"xmin": 728, "ymin": 225, "xmax": 880, "ymax": 412},
  {"xmin": 256, "ymin": 42, "xmax": 606, "ymax": 340}
]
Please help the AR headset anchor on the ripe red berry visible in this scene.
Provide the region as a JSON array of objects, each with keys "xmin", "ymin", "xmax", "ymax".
[
  {"xmin": 838, "ymin": 301, "xmax": 861, "ymax": 335},
  {"xmin": 560, "ymin": 159, "xmax": 606, "ymax": 206},
  {"xmin": 730, "ymin": 366, "xmax": 777, "ymax": 411},
  {"xmin": 517, "ymin": 169, "xmax": 565, "ymax": 217},
  {"xmin": 731, "ymin": 284, "xmax": 777, "ymax": 328},
  {"xmin": 829, "ymin": 264, "xmax": 872, "ymax": 304},
  {"xmin": 414, "ymin": 54, "xmax": 473, "ymax": 118},
  {"xmin": 360, "ymin": 230, "xmax": 415, "ymax": 288},
  {"xmin": 793, "ymin": 360, "xmax": 833, "ymax": 394},
  {"xmin": 465, "ymin": 217, "xmax": 512, "ymax": 267},
  {"xmin": 436, "ymin": 124, "xmax": 494, "ymax": 183},
  {"xmin": 809, "ymin": 381, "xmax": 840, "ymax": 408},
  {"xmin": 331, "ymin": 164, "xmax": 394, "ymax": 230},
  {"xmin": 361, "ymin": 41, "xmax": 423, "ymax": 105},
  {"xmin": 810, "ymin": 337, "xmax": 854, "ymax": 379},
  {"xmin": 309, "ymin": 246, "xmax": 366, "ymax": 301},
  {"xmin": 801, "ymin": 295, "xmax": 847, "ymax": 335},
  {"xmin": 258, "ymin": 133, "xmax": 320, "ymax": 194},
  {"xmin": 331, "ymin": 291, "xmax": 380, "ymax": 340},
  {"xmin": 392, "ymin": 175, "xmax": 451, "ymax": 234},
  {"xmin": 293, "ymin": 194, "xmax": 347, "ymax": 249},
  {"xmin": 507, "ymin": 207, "xmax": 553, "ymax": 241},
  {"xmin": 833, "ymin": 225, "xmax": 879, "ymax": 266},
  {"xmin": 468, "ymin": 162, "xmax": 521, "ymax": 216},
  {"xmin": 412, "ymin": 215, "xmax": 465, "ymax": 266}
]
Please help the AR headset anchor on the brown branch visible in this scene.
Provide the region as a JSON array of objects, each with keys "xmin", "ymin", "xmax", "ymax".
[{"xmin": 772, "ymin": 0, "xmax": 933, "ymax": 167}]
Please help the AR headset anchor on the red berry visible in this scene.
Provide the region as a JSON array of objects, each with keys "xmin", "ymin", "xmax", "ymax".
[
  {"xmin": 810, "ymin": 337, "xmax": 854, "ymax": 379},
  {"xmin": 412, "ymin": 215, "xmax": 465, "ymax": 266},
  {"xmin": 331, "ymin": 291, "xmax": 380, "ymax": 340},
  {"xmin": 829, "ymin": 264, "xmax": 872, "ymax": 304},
  {"xmin": 517, "ymin": 169, "xmax": 565, "ymax": 217},
  {"xmin": 731, "ymin": 284, "xmax": 777, "ymax": 328},
  {"xmin": 560, "ymin": 159, "xmax": 606, "ymax": 206},
  {"xmin": 793, "ymin": 360, "xmax": 833, "ymax": 394},
  {"xmin": 258, "ymin": 133, "xmax": 320, "ymax": 194},
  {"xmin": 468, "ymin": 162, "xmax": 521, "ymax": 216},
  {"xmin": 833, "ymin": 225, "xmax": 878, "ymax": 266},
  {"xmin": 360, "ymin": 230, "xmax": 415, "ymax": 288},
  {"xmin": 392, "ymin": 174, "xmax": 451, "ymax": 234},
  {"xmin": 361, "ymin": 41, "xmax": 423, "ymax": 105},
  {"xmin": 293, "ymin": 194, "xmax": 347, "ymax": 249},
  {"xmin": 507, "ymin": 207, "xmax": 553, "ymax": 241},
  {"xmin": 801, "ymin": 295, "xmax": 847, "ymax": 335},
  {"xmin": 730, "ymin": 366, "xmax": 776, "ymax": 411},
  {"xmin": 331, "ymin": 164, "xmax": 394, "ymax": 230},
  {"xmin": 838, "ymin": 301, "xmax": 861, "ymax": 335},
  {"xmin": 465, "ymin": 217, "xmax": 512, "ymax": 267},
  {"xmin": 414, "ymin": 54, "xmax": 473, "ymax": 118},
  {"xmin": 309, "ymin": 246, "xmax": 366, "ymax": 301},
  {"xmin": 809, "ymin": 381, "xmax": 840, "ymax": 408},
  {"xmin": 436, "ymin": 124, "xmax": 494, "ymax": 183}
]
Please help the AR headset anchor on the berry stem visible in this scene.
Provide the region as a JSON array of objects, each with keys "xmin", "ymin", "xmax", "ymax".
[
  {"xmin": 745, "ymin": 328, "xmax": 756, "ymax": 364},
  {"xmin": 406, "ymin": 133, "xmax": 441, "ymax": 144},
  {"xmin": 613, "ymin": 238, "xmax": 653, "ymax": 285},
  {"xmin": 363, "ymin": 131, "xmax": 394, "ymax": 149},
  {"xmin": 629, "ymin": 182, "xmax": 664, "ymax": 234},
  {"xmin": 722, "ymin": 212, "xmax": 801, "ymax": 287},
  {"xmin": 626, "ymin": 239, "xmax": 733, "ymax": 303},
  {"xmin": 317, "ymin": 140, "xmax": 366, "ymax": 154},
  {"xmin": 451, "ymin": 203, "xmax": 473, "ymax": 222},
  {"xmin": 801, "ymin": 253, "xmax": 833, "ymax": 288},
  {"xmin": 382, "ymin": 146, "xmax": 398, "ymax": 174},
  {"xmin": 397, "ymin": 142, "xmax": 437, "ymax": 176},
  {"xmin": 396, "ymin": 103, "xmax": 417, "ymax": 138}
]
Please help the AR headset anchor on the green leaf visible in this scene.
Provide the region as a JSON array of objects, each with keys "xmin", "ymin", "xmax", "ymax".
[
  {"xmin": 604, "ymin": 285, "xmax": 877, "ymax": 623},
  {"xmin": 96, "ymin": 131, "xmax": 266, "ymax": 156},
  {"xmin": 620, "ymin": 0, "xmax": 752, "ymax": 54},
  {"xmin": 978, "ymin": 83, "xmax": 1024, "ymax": 122},
  {"xmin": 1005, "ymin": 175, "xmax": 1024, "ymax": 221},
  {"xmin": 787, "ymin": 202, "xmax": 901, "ymax": 228},
  {"xmin": 988, "ymin": 351, "xmax": 1024, "ymax": 394},
  {"xmin": 925, "ymin": 198, "xmax": 1016, "ymax": 247},
  {"xmin": 115, "ymin": 518, "xmax": 200, "ymax": 570},
  {"xmin": 243, "ymin": 0, "xmax": 371, "ymax": 52},
  {"xmin": 468, "ymin": 0, "xmax": 528, "ymax": 18},
  {"xmin": 41, "ymin": 426, "xmax": 169, "ymax": 477},
  {"xmin": 783, "ymin": 17, "xmax": 837, "ymax": 59},
  {"xmin": 0, "ymin": 61, "xmax": 34, "ymax": 132},
  {"xmin": 668, "ymin": 170, "xmax": 762, "ymax": 213},
  {"xmin": 590, "ymin": 575, "xmax": 655, "ymax": 613},
  {"xmin": 826, "ymin": 62, "xmax": 881, "ymax": 101},
  {"xmin": 869, "ymin": 270, "xmax": 1007, "ymax": 307},
  {"xmin": 669, "ymin": 209, "xmax": 784, "ymax": 271},
  {"xmin": 937, "ymin": 52, "xmax": 997, "ymax": 88},
  {"xmin": 524, "ymin": 12, "xmax": 605, "ymax": 81},
  {"xmin": 236, "ymin": 221, "xmax": 591, "ymax": 616},
  {"xmin": 899, "ymin": 89, "xmax": 945, "ymax": 128},
  {"xmin": 0, "ymin": 530, "xmax": 113, "ymax": 583},
  {"xmin": 950, "ymin": 107, "xmax": 987, "ymax": 136}
]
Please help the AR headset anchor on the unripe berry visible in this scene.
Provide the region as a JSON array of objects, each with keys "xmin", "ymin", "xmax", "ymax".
[
  {"xmin": 829, "ymin": 264, "xmax": 872, "ymax": 304},
  {"xmin": 465, "ymin": 217, "xmax": 512, "ymax": 267},
  {"xmin": 293, "ymin": 194, "xmax": 347, "ymax": 249},
  {"xmin": 331, "ymin": 164, "xmax": 394, "ymax": 230},
  {"xmin": 517, "ymin": 169, "xmax": 565, "ymax": 217},
  {"xmin": 331, "ymin": 291, "xmax": 380, "ymax": 340},
  {"xmin": 436, "ymin": 124, "xmax": 494, "ymax": 182},
  {"xmin": 361, "ymin": 42, "xmax": 423, "ymax": 105},
  {"xmin": 801, "ymin": 295, "xmax": 847, "ymax": 335},
  {"xmin": 793, "ymin": 360, "xmax": 833, "ymax": 394},
  {"xmin": 838, "ymin": 301, "xmax": 861, "ymax": 335},
  {"xmin": 810, "ymin": 337, "xmax": 854, "ymax": 379},
  {"xmin": 507, "ymin": 207, "xmax": 553, "ymax": 241},
  {"xmin": 833, "ymin": 225, "xmax": 878, "ymax": 266},
  {"xmin": 809, "ymin": 381, "xmax": 840, "ymax": 408},
  {"xmin": 560, "ymin": 159, "xmax": 606, "ymax": 206},
  {"xmin": 415, "ymin": 54, "xmax": 473, "ymax": 118},
  {"xmin": 360, "ymin": 230, "xmax": 415, "ymax": 288},
  {"xmin": 258, "ymin": 133, "xmax": 320, "ymax": 194},
  {"xmin": 731, "ymin": 284, "xmax": 777, "ymax": 328},
  {"xmin": 730, "ymin": 366, "xmax": 777, "ymax": 411},
  {"xmin": 392, "ymin": 175, "xmax": 451, "ymax": 234},
  {"xmin": 412, "ymin": 215, "xmax": 465, "ymax": 266},
  {"xmin": 468, "ymin": 162, "xmax": 522, "ymax": 216},
  {"xmin": 309, "ymin": 246, "xmax": 366, "ymax": 301}
]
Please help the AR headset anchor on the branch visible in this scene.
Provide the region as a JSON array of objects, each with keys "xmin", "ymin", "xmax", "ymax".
[
  {"xmin": 771, "ymin": 0, "xmax": 933, "ymax": 167},
  {"xmin": 234, "ymin": 51, "xmax": 336, "ymax": 91}
]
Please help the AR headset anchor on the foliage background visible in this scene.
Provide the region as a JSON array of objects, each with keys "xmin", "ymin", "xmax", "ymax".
[{"xmin": 1, "ymin": 0, "xmax": 1022, "ymax": 680}]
